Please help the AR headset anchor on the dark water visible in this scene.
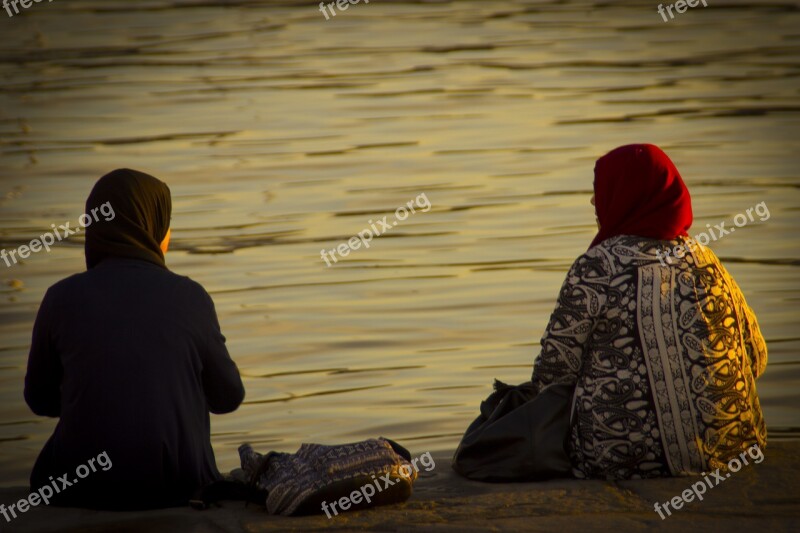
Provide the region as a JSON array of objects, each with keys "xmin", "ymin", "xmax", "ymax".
[{"xmin": 1, "ymin": 0, "xmax": 799, "ymax": 486}]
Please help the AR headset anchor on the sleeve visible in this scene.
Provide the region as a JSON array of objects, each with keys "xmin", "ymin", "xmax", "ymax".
[
  {"xmin": 717, "ymin": 262, "xmax": 768, "ymax": 379},
  {"xmin": 531, "ymin": 251, "xmax": 609, "ymax": 391},
  {"xmin": 24, "ymin": 288, "xmax": 63, "ymax": 417},
  {"xmin": 199, "ymin": 289, "xmax": 246, "ymax": 414},
  {"xmin": 741, "ymin": 304, "xmax": 767, "ymax": 379}
]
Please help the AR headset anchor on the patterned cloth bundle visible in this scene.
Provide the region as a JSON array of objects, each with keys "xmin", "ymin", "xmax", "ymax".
[{"xmin": 239, "ymin": 437, "xmax": 417, "ymax": 516}]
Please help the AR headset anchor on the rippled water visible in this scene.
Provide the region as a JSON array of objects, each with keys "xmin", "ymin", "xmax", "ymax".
[{"xmin": 1, "ymin": 0, "xmax": 799, "ymax": 486}]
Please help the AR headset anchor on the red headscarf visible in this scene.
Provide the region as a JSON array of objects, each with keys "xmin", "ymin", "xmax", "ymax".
[{"xmin": 590, "ymin": 144, "xmax": 692, "ymax": 249}]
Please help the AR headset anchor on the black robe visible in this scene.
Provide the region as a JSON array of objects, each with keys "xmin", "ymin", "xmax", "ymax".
[
  {"xmin": 24, "ymin": 169, "xmax": 244, "ymax": 510},
  {"xmin": 25, "ymin": 258, "xmax": 245, "ymax": 509}
]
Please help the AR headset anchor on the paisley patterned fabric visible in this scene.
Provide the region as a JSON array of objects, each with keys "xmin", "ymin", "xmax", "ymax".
[{"xmin": 531, "ymin": 234, "xmax": 767, "ymax": 479}]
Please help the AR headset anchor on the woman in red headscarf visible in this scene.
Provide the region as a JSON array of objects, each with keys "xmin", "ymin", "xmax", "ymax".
[{"xmin": 531, "ymin": 144, "xmax": 767, "ymax": 479}]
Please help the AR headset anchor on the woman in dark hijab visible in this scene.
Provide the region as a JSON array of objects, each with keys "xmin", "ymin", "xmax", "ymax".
[
  {"xmin": 25, "ymin": 169, "xmax": 245, "ymax": 510},
  {"xmin": 531, "ymin": 144, "xmax": 766, "ymax": 479}
]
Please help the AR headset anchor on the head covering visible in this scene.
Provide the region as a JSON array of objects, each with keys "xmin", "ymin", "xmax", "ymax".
[
  {"xmin": 85, "ymin": 169, "xmax": 172, "ymax": 269},
  {"xmin": 589, "ymin": 144, "xmax": 692, "ymax": 249}
]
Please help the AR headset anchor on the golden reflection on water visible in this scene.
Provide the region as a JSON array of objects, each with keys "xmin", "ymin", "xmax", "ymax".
[{"xmin": 1, "ymin": 0, "xmax": 799, "ymax": 485}]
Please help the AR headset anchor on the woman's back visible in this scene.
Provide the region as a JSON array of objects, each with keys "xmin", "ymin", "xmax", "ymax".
[
  {"xmin": 25, "ymin": 170, "xmax": 244, "ymax": 509},
  {"xmin": 533, "ymin": 234, "xmax": 767, "ymax": 479},
  {"xmin": 527, "ymin": 144, "xmax": 768, "ymax": 480}
]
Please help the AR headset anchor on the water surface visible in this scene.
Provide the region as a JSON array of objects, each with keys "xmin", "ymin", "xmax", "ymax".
[{"xmin": 1, "ymin": 0, "xmax": 799, "ymax": 486}]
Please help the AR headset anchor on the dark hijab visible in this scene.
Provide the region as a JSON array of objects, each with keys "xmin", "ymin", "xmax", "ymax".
[
  {"xmin": 590, "ymin": 144, "xmax": 693, "ymax": 249},
  {"xmin": 85, "ymin": 169, "xmax": 172, "ymax": 269}
]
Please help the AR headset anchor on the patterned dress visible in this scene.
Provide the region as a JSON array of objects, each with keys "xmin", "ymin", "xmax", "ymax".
[{"xmin": 531, "ymin": 235, "xmax": 767, "ymax": 479}]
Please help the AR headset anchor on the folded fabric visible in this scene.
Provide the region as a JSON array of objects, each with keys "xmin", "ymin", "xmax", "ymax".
[{"xmin": 239, "ymin": 437, "xmax": 417, "ymax": 515}]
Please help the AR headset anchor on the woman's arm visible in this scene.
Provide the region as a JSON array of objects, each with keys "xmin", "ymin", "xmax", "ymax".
[
  {"xmin": 24, "ymin": 288, "xmax": 63, "ymax": 417},
  {"xmin": 199, "ymin": 289, "xmax": 245, "ymax": 414},
  {"xmin": 729, "ymin": 276, "xmax": 768, "ymax": 379},
  {"xmin": 717, "ymin": 261, "xmax": 768, "ymax": 379},
  {"xmin": 742, "ymin": 303, "xmax": 767, "ymax": 379},
  {"xmin": 531, "ymin": 251, "xmax": 609, "ymax": 391}
]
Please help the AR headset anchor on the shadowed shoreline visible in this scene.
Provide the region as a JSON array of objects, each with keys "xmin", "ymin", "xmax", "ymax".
[{"xmin": 1, "ymin": 440, "xmax": 798, "ymax": 532}]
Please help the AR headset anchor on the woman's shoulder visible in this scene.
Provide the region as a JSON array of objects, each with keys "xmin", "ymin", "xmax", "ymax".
[
  {"xmin": 585, "ymin": 235, "xmax": 690, "ymax": 274},
  {"xmin": 122, "ymin": 266, "xmax": 219, "ymax": 315},
  {"xmin": 589, "ymin": 234, "xmax": 731, "ymax": 274},
  {"xmin": 45, "ymin": 262, "xmax": 210, "ymax": 301},
  {"xmin": 565, "ymin": 240, "xmax": 618, "ymax": 280},
  {"xmin": 589, "ymin": 234, "xmax": 660, "ymax": 255},
  {"xmin": 152, "ymin": 269, "xmax": 212, "ymax": 300},
  {"xmin": 44, "ymin": 270, "xmax": 93, "ymax": 298},
  {"xmin": 574, "ymin": 235, "xmax": 637, "ymax": 265}
]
